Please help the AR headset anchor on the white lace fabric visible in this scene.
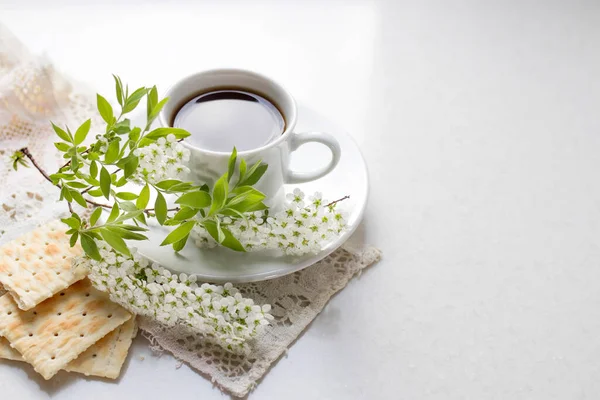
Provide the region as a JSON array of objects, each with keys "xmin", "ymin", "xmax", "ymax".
[{"xmin": 0, "ymin": 23, "xmax": 381, "ymax": 398}]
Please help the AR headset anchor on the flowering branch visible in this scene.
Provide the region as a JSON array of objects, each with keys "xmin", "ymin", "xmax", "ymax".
[{"xmin": 11, "ymin": 76, "xmax": 350, "ymax": 261}]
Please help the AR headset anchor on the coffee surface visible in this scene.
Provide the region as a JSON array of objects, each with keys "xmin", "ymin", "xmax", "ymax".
[{"xmin": 173, "ymin": 89, "xmax": 285, "ymax": 152}]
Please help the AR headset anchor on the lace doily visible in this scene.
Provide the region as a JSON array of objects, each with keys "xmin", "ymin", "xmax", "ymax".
[{"xmin": 0, "ymin": 23, "xmax": 381, "ymax": 397}]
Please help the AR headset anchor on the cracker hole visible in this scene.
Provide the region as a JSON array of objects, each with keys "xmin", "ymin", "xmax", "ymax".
[
  {"xmin": 21, "ymin": 243, "xmax": 25, "ymax": 246},
  {"xmin": 32, "ymin": 272, "xmax": 37, "ymax": 276},
  {"xmin": 25, "ymin": 289, "xmax": 30, "ymax": 293},
  {"xmin": 57, "ymin": 312, "xmax": 62, "ymax": 316},
  {"xmin": 7, "ymin": 311, "xmax": 12, "ymax": 315},
  {"xmin": 38, "ymin": 256, "xmax": 43, "ymax": 260},
  {"xmin": 56, "ymin": 272, "xmax": 60, "ymax": 276},
  {"xmin": 60, "ymin": 293, "xmax": 65, "ymax": 296},
  {"xmin": 28, "ymin": 333, "xmax": 33, "ymax": 337},
  {"xmin": 85, "ymin": 293, "xmax": 90, "ymax": 297},
  {"xmin": 54, "ymin": 333, "xmax": 58, "ymax": 337},
  {"xmin": 80, "ymin": 334, "xmax": 84, "ymax": 338},
  {"xmin": 7, "ymin": 273, "xmax": 12, "ymax": 277},
  {"xmin": 44, "ymin": 242, "xmax": 49, "ymax": 246},
  {"xmin": 51, "ymin": 356, "xmax": 55, "ymax": 360},
  {"xmin": 92, "ymin": 354, "xmax": 97, "ymax": 358},
  {"xmin": 107, "ymin": 314, "xmax": 112, "ymax": 318},
  {"xmin": 15, "ymin": 258, "xmax": 19, "ymax": 261},
  {"xmin": 33, "ymin": 311, "xmax": 37, "ymax": 315},
  {"xmin": 82, "ymin": 312, "xmax": 87, "ymax": 317},
  {"xmin": 62, "ymin": 255, "xmax": 67, "ymax": 259}
]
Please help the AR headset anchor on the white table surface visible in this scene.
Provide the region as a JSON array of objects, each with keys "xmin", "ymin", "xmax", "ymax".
[{"xmin": 2, "ymin": 0, "xmax": 600, "ymax": 398}]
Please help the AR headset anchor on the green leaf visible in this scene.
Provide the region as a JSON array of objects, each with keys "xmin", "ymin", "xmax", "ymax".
[
  {"xmin": 173, "ymin": 207, "xmax": 198, "ymax": 221},
  {"xmin": 74, "ymin": 119, "xmax": 91, "ymax": 145},
  {"xmin": 113, "ymin": 74, "xmax": 124, "ymax": 106},
  {"xmin": 119, "ymin": 224, "xmax": 149, "ymax": 232},
  {"xmin": 104, "ymin": 140, "xmax": 120, "ymax": 164},
  {"xmin": 215, "ymin": 218, "xmax": 225, "ymax": 243},
  {"xmin": 154, "ymin": 191, "xmax": 167, "ymax": 225},
  {"xmin": 116, "ymin": 155, "xmax": 139, "ymax": 179},
  {"xmin": 97, "ymin": 94, "xmax": 114, "ymax": 124},
  {"xmin": 129, "ymin": 127, "xmax": 141, "ymax": 143},
  {"xmin": 209, "ymin": 174, "xmax": 228, "ymax": 215},
  {"xmin": 70, "ymin": 189, "xmax": 88, "ymax": 208},
  {"xmin": 240, "ymin": 163, "xmax": 268, "ymax": 186},
  {"xmin": 138, "ymin": 127, "xmax": 191, "ymax": 147},
  {"xmin": 90, "ymin": 207, "xmax": 102, "ymax": 226},
  {"xmin": 168, "ymin": 182, "xmax": 193, "ymax": 192},
  {"xmin": 160, "ymin": 220, "xmax": 195, "ymax": 246},
  {"xmin": 87, "ymin": 188, "xmax": 104, "ymax": 197},
  {"xmin": 134, "ymin": 212, "xmax": 147, "ymax": 225},
  {"xmin": 116, "ymin": 192, "xmax": 138, "ymax": 200},
  {"xmin": 54, "ymin": 142, "xmax": 71, "ymax": 152},
  {"xmin": 113, "ymin": 119, "xmax": 131, "ymax": 134},
  {"xmin": 51, "ymin": 123, "xmax": 72, "ymax": 143},
  {"xmin": 172, "ymin": 234, "xmax": 189, "ymax": 252},
  {"xmin": 100, "ymin": 229, "xmax": 130, "ymax": 256},
  {"xmin": 220, "ymin": 227, "xmax": 245, "ymax": 252},
  {"xmin": 71, "ymin": 155, "xmax": 80, "ymax": 172},
  {"xmin": 200, "ymin": 184, "xmax": 209, "ymax": 192},
  {"xmin": 119, "ymin": 201, "xmax": 137, "ymax": 211},
  {"xmin": 115, "ymin": 176, "xmax": 128, "ymax": 187},
  {"xmin": 100, "ymin": 166, "xmax": 111, "ymax": 199},
  {"xmin": 87, "ymin": 151, "xmax": 100, "ymax": 161},
  {"xmin": 136, "ymin": 184, "xmax": 150, "ymax": 209},
  {"xmin": 89, "ymin": 160, "xmax": 98, "ymax": 179},
  {"xmin": 147, "ymin": 86, "xmax": 158, "ymax": 118},
  {"xmin": 239, "ymin": 158, "xmax": 247, "ymax": 183},
  {"xmin": 82, "ymin": 176, "xmax": 99, "ymax": 187},
  {"xmin": 123, "ymin": 87, "xmax": 147, "ymax": 113},
  {"xmin": 105, "ymin": 226, "xmax": 147, "ymax": 241},
  {"xmin": 149, "ymin": 97, "xmax": 169, "ymax": 122},
  {"xmin": 61, "ymin": 186, "xmax": 73, "ymax": 202},
  {"xmin": 80, "ymin": 234, "xmax": 101, "ymax": 261},
  {"xmin": 175, "ymin": 191, "xmax": 211, "ymax": 209},
  {"xmin": 61, "ymin": 217, "xmax": 80, "ymax": 230},
  {"xmin": 107, "ymin": 202, "xmax": 120, "ymax": 223},
  {"xmin": 202, "ymin": 219, "xmax": 221, "ymax": 243},
  {"xmin": 227, "ymin": 147, "xmax": 237, "ymax": 183},
  {"xmin": 69, "ymin": 232, "xmax": 79, "ymax": 247},
  {"xmin": 114, "ymin": 210, "xmax": 144, "ymax": 223},
  {"xmin": 155, "ymin": 180, "xmax": 182, "ymax": 190},
  {"xmin": 65, "ymin": 181, "xmax": 88, "ymax": 189}
]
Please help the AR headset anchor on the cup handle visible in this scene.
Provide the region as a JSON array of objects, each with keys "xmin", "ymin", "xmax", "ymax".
[{"xmin": 286, "ymin": 131, "xmax": 341, "ymax": 184}]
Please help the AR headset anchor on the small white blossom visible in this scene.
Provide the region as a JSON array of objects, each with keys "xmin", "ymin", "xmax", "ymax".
[
  {"xmin": 133, "ymin": 137, "xmax": 191, "ymax": 184},
  {"xmin": 79, "ymin": 242, "xmax": 273, "ymax": 355},
  {"xmin": 191, "ymin": 189, "xmax": 348, "ymax": 255}
]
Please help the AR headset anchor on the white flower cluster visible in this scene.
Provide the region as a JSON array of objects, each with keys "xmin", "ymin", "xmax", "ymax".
[
  {"xmin": 82, "ymin": 241, "xmax": 273, "ymax": 354},
  {"xmin": 191, "ymin": 189, "xmax": 348, "ymax": 256},
  {"xmin": 133, "ymin": 134, "xmax": 191, "ymax": 184}
]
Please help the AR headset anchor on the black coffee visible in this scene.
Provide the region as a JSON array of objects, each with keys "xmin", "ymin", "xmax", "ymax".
[{"xmin": 173, "ymin": 89, "xmax": 285, "ymax": 152}]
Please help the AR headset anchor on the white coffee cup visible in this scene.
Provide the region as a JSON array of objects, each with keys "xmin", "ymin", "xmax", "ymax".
[{"xmin": 159, "ymin": 68, "xmax": 341, "ymax": 207}]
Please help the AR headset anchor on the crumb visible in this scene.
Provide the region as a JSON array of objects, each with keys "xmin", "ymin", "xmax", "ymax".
[{"xmin": 139, "ymin": 356, "xmax": 145, "ymax": 361}]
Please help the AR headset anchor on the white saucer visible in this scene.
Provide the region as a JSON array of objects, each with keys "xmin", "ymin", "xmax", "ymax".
[{"xmin": 132, "ymin": 105, "xmax": 368, "ymax": 283}]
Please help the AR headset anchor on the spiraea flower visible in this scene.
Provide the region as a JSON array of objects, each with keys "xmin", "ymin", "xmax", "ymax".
[
  {"xmin": 190, "ymin": 189, "xmax": 348, "ymax": 255},
  {"xmin": 81, "ymin": 241, "xmax": 273, "ymax": 354},
  {"xmin": 133, "ymin": 134, "xmax": 191, "ymax": 184}
]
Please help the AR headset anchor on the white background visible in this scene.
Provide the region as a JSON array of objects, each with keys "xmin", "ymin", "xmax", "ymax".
[{"xmin": 2, "ymin": 0, "xmax": 600, "ymax": 398}]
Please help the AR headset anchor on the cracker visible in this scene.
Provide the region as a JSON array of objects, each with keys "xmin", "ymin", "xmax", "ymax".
[
  {"xmin": 0, "ymin": 337, "xmax": 21, "ymax": 361},
  {"xmin": 0, "ymin": 318, "xmax": 138, "ymax": 379},
  {"xmin": 0, "ymin": 220, "xmax": 87, "ymax": 310},
  {"xmin": 65, "ymin": 317, "xmax": 138, "ymax": 379},
  {"xmin": 0, "ymin": 279, "xmax": 132, "ymax": 380}
]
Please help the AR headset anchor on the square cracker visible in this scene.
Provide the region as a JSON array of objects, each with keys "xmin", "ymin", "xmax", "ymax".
[
  {"xmin": 0, "ymin": 318, "xmax": 138, "ymax": 379},
  {"xmin": 0, "ymin": 220, "xmax": 87, "ymax": 310},
  {"xmin": 0, "ymin": 279, "xmax": 132, "ymax": 380}
]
